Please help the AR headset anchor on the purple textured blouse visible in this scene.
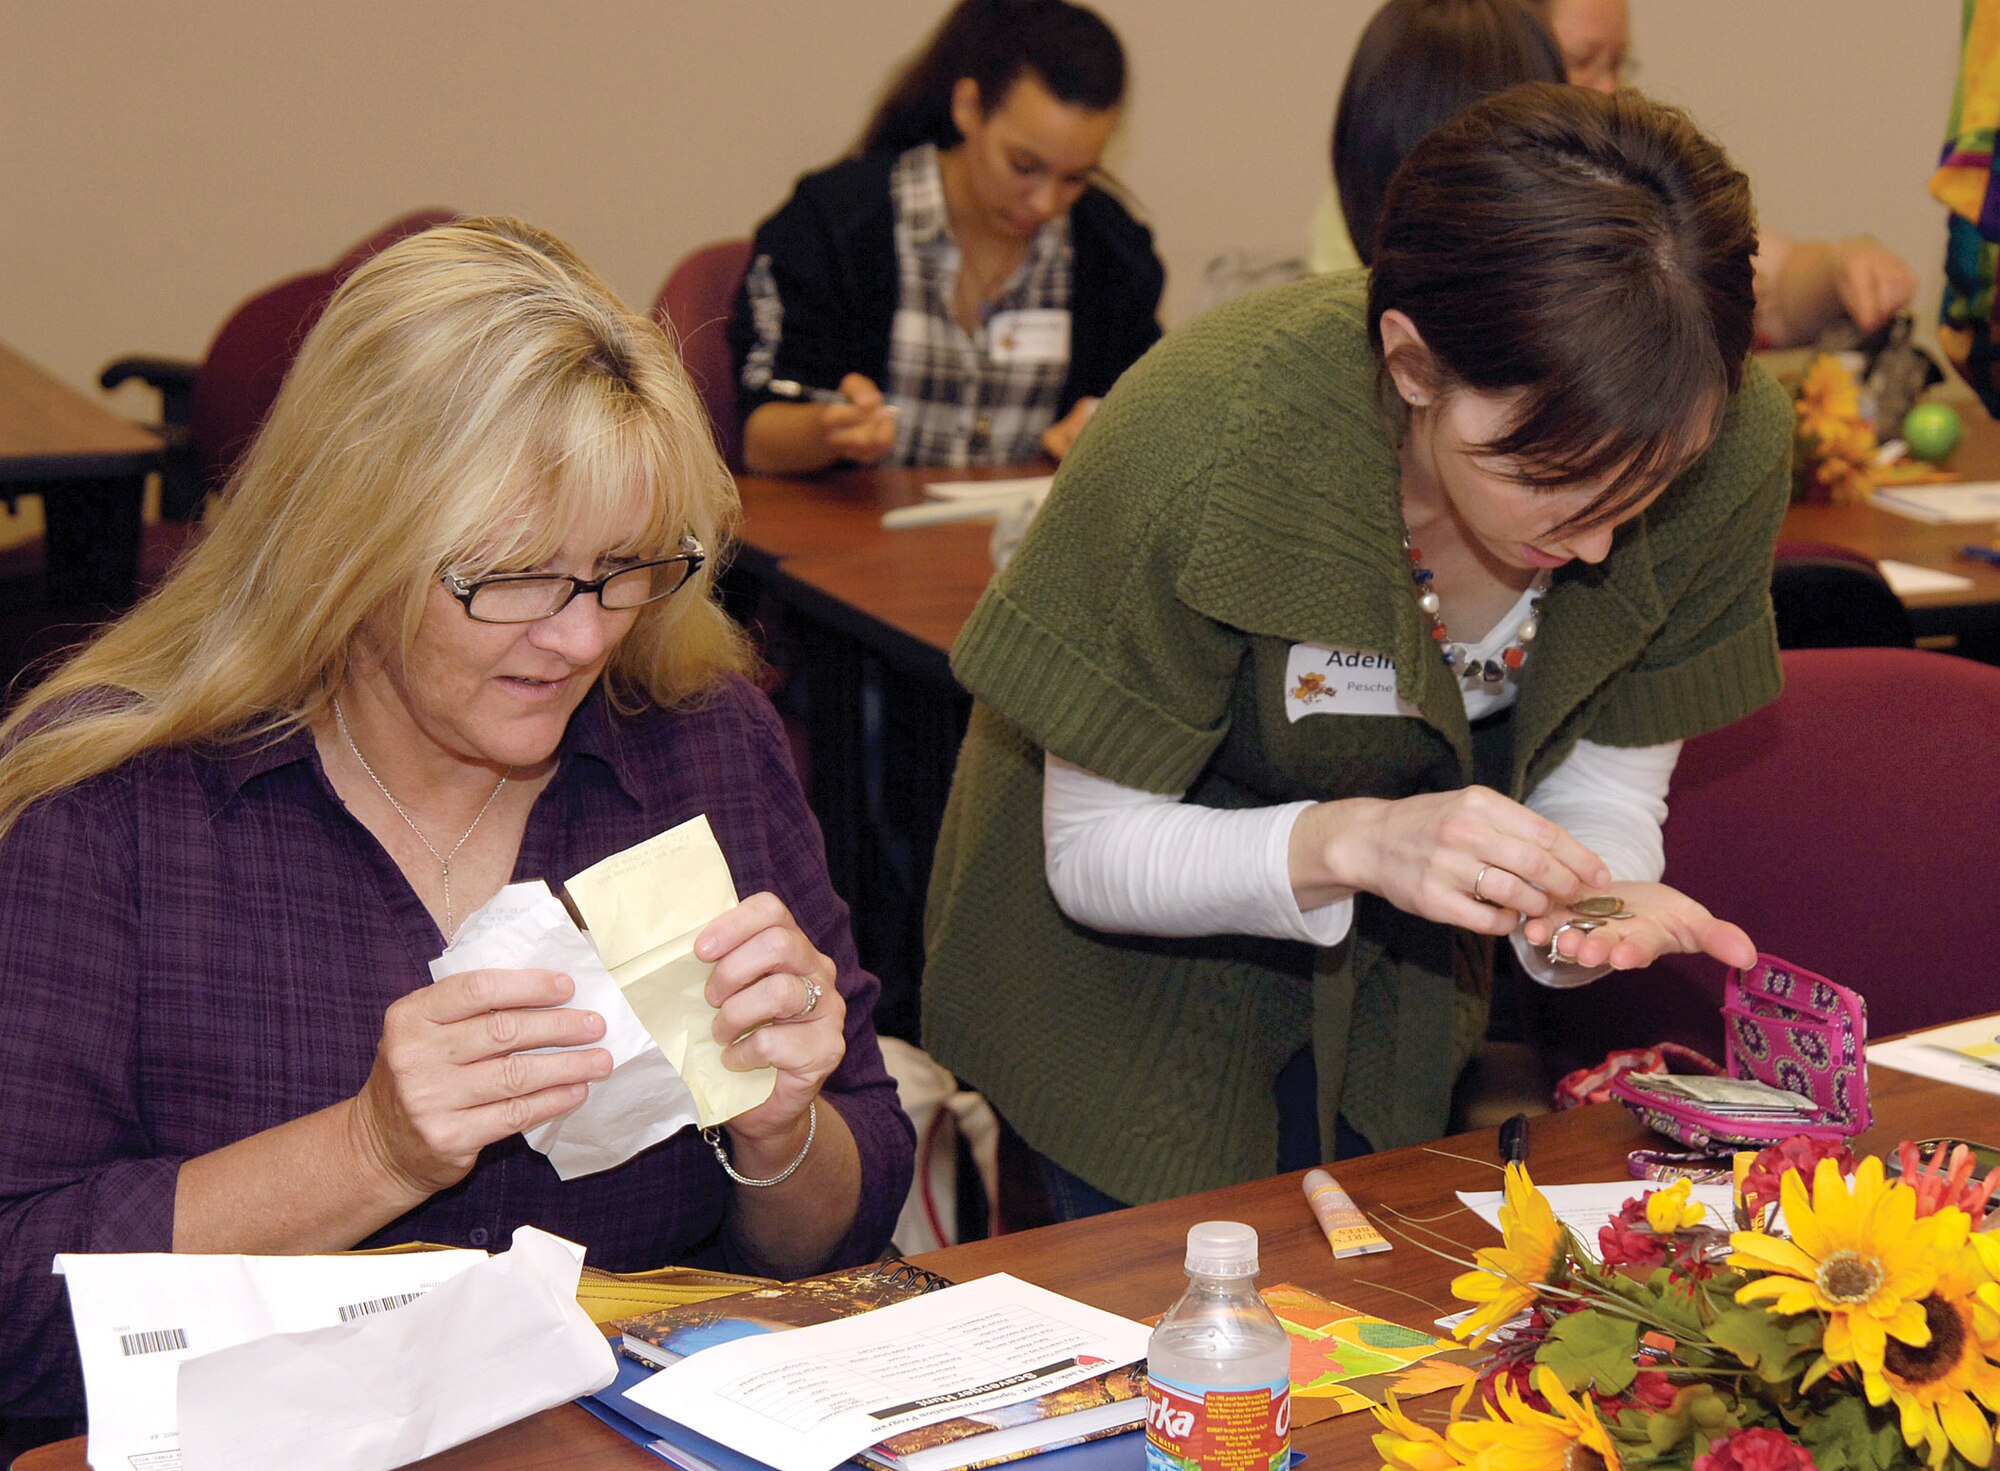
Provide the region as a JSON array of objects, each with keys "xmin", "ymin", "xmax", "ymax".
[{"xmin": 0, "ymin": 676, "xmax": 914, "ymax": 1417}]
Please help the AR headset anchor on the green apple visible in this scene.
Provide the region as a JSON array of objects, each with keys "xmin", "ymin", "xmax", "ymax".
[{"xmin": 1902, "ymin": 401, "xmax": 1963, "ymax": 463}]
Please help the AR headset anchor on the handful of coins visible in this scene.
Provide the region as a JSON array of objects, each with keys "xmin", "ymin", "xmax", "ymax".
[{"xmin": 1547, "ymin": 894, "xmax": 1636, "ymax": 964}]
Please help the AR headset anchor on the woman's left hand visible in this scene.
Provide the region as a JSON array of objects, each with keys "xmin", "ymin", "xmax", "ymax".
[
  {"xmin": 1521, "ymin": 880, "xmax": 1757, "ymax": 972},
  {"xmin": 696, "ymin": 892, "xmax": 847, "ymax": 1159},
  {"xmin": 1040, "ymin": 397, "xmax": 1100, "ymax": 461}
]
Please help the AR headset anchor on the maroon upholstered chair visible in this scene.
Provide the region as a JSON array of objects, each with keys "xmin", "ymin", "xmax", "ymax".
[
  {"xmin": 101, "ymin": 208, "xmax": 458, "ymax": 520},
  {"xmin": 652, "ymin": 240, "xmax": 752, "ymax": 469},
  {"xmin": 1525, "ymin": 647, "xmax": 2000, "ymax": 1071},
  {"xmin": 1768, "ymin": 539, "xmax": 1913, "ymax": 650}
]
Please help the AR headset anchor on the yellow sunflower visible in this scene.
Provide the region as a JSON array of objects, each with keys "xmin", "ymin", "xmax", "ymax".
[
  {"xmin": 1859, "ymin": 1262, "xmax": 2000, "ymax": 1470},
  {"xmin": 1373, "ymin": 1395, "xmax": 1466, "ymax": 1471},
  {"xmin": 1447, "ymin": 1366, "xmax": 1622, "ymax": 1471},
  {"xmin": 1452, "ymin": 1163, "xmax": 1566, "ymax": 1346},
  {"xmin": 1730, "ymin": 1157, "xmax": 1965, "ymax": 1372}
]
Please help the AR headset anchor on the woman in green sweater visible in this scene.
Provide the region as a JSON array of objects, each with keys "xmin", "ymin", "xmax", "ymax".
[{"xmin": 924, "ymin": 83, "xmax": 1793, "ymax": 1215}]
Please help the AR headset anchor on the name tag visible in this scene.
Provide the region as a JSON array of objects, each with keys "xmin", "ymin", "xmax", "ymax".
[
  {"xmin": 987, "ymin": 308, "xmax": 1070, "ymax": 365},
  {"xmin": 1284, "ymin": 643, "xmax": 1421, "ymax": 722}
]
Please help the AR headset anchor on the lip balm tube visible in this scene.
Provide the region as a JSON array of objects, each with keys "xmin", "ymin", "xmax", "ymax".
[{"xmin": 1302, "ymin": 1168, "xmax": 1391, "ymax": 1258}]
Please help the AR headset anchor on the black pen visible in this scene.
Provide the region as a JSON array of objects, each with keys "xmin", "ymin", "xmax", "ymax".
[
  {"xmin": 1499, "ymin": 1112, "xmax": 1530, "ymax": 1166},
  {"xmin": 1959, "ymin": 543, "xmax": 2000, "ymax": 568}
]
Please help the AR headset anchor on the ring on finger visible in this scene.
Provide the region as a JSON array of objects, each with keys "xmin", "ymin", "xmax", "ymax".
[
  {"xmin": 786, "ymin": 974, "xmax": 823, "ymax": 1023},
  {"xmin": 1547, "ymin": 920, "xmax": 1589, "ymax": 965},
  {"xmin": 1472, "ymin": 863, "xmax": 1499, "ymax": 906}
]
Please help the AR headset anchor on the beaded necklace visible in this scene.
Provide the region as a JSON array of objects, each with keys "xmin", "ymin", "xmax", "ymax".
[{"xmin": 1403, "ymin": 533, "xmax": 1550, "ymax": 688}]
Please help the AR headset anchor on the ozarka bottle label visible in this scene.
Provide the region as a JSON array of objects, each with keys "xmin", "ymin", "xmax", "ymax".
[{"xmin": 1144, "ymin": 1372, "xmax": 1289, "ymax": 1470}]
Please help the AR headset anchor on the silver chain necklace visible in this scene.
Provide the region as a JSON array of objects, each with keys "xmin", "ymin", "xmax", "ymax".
[{"xmin": 332, "ymin": 697, "xmax": 511, "ymax": 937}]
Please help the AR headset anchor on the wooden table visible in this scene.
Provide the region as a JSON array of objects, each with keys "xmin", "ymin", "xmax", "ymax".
[
  {"xmin": 730, "ymin": 468, "xmax": 1029, "ymax": 1036},
  {"xmin": 0, "ymin": 343, "xmax": 162, "ymax": 607},
  {"xmin": 26, "ymin": 1058, "xmax": 1989, "ymax": 1471}
]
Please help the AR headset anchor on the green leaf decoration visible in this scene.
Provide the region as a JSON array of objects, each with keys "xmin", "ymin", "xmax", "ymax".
[
  {"xmin": 1797, "ymin": 1393, "xmax": 1908, "ymax": 1471},
  {"xmin": 1708, "ymin": 1306, "xmax": 1810, "ymax": 1383},
  {"xmin": 1355, "ymin": 1321, "xmax": 1439, "ymax": 1350},
  {"xmin": 1538, "ymin": 1310, "xmax": 1639, "ymax": 1396}
]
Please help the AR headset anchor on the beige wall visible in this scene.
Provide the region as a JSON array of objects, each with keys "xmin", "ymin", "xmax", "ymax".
[{"xmin": 2, "ymin": 1, "xmax": 1966, "ymax": 412}]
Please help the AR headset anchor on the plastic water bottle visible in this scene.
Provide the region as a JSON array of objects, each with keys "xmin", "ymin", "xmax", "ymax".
[{"xmin": 1145, "ymin": 1221, "xmax": 1291, "ymax": 1470}]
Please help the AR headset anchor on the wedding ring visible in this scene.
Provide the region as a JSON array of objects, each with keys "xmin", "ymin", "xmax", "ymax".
[
  {"xmin": 787, "ymin": 974, "xmax": 823, "ymax": 1022},
  {"xmin": 1472, "ymin": 863, "xmax": 1497, "ymax": 906}
]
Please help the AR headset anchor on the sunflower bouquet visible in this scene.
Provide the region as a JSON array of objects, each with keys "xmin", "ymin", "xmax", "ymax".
[
  {"xmin": 1375, "ymin": 1139, "xmax": 2000, "ymax": 1471},
  {"xmin": 1791, "ymin": 355, "xmax": 1880, "ymax": 505}
]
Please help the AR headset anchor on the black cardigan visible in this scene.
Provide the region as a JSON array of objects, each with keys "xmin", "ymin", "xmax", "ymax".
[{"xmin": 727, "ymin": 149, "xmax": 1165, "ymax": 436}]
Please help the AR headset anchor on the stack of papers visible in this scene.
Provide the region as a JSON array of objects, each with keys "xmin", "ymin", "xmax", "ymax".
[
  {"xmin": 1871, "ymin": 1016, "xmax": 2000, "ymax": 1098},
  {"xmin": 619, "ymin": 1274, "xmax": 1150, "ymax": 1471},
  {"xmin": 1869, "ymin": 482, "xmax": 2000, "ymax": 523}
]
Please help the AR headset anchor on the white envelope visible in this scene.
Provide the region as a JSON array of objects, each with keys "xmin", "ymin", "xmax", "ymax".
[{"xmin": 432, "ymin": 881, "xmax": 702, "ymax": 1179}]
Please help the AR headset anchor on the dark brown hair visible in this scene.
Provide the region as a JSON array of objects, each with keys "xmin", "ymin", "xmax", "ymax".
[
  {"xmin": 1333, "ymin": 0, "xmax": 1566, "ymax": 266},
  {"xmin": 1369, "ymin": 82, "xmax": 1757, "ymax": 524},
  {"xmin": 856, "ymin": 0, "xmax": 1126, "ymax": 157}
]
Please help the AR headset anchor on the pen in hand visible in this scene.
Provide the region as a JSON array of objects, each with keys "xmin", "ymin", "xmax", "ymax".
[
  {"xmin": 765, "ymin": 378, "xmax": 900, "ymax": 418},
  {"xmin": 765, "ymin": 378, "xmax": 851, "ymax": 405}
]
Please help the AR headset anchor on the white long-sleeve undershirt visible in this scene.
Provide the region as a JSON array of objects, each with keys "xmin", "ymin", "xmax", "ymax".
[{"xmin": 1041, "ymin": 737, "xmax": 1677, "ymax": 987}]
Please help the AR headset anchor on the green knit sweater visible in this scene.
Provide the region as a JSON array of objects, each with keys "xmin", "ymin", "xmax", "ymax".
[{"xmin": 923, "ymin": 272, "xmax": 1792, "ymax": 1205}]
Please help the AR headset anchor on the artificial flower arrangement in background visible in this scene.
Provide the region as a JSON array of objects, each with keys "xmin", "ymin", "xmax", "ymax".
[
  {"xmin": 1375, "ymin": 1138, "xmax": 2000, "ymax": 1471},
  {"xmin": 1792, "ymin": 355, "xmax": 1881, "ymax": 506}
]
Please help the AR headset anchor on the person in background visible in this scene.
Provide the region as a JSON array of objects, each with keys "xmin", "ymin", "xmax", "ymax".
[
  {"xmin": 729, "ymin": 0, "xmax": 1164, "ymax": 474},
  {"xmin": 929, "ymin": 86, "xmax": 1788, "ymax": 1219},
  {"xmin": 1309, "ymin": 0, "xmax": 1919, "ymax": 349},
  {"xmin": 0, "ymin": 218, "xmax": 913, "ymax": 1429},
  {"xmin": 1306, "ymin": 0, "xmax": 1565, "ymax": 274},
  {"xmin": 1532, "ymin": 0, "xmax": 1919, "ymax": 347}
]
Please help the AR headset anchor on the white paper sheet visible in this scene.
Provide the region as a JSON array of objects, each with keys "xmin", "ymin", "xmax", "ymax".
[
  {"xmin": 173, "ymin": 1229, "xmax": 614, "ymax": 1471},
  {"xmin": 626, "ymin": 1273, "xmax": 1150, "ymax": 1471},
  {"xmin": 1877, "ymin": 558, "xmax": 1977, "ymax": 595},
  {"xmin": 1457, "ymin": 1181, "xmax": 1736, "ymax": 1259},
  {"xmin": 1870, "ymin": 1017, "xmax": 2000, "ymax": 1099},
  {"xmin": 58, "ymin": 1244, "xmax": 483, "ymax": 1470},
  {"xmin": 433, "ymin": 880, "xmax": 702, "ymax": 1179},
  {"xmin": 1869, "ymin": 482, "xmax": 2000, "ymax": 523},
  {"xmin": 923, "ymin": 475, "xmax": 1056, "ymax": 503}
]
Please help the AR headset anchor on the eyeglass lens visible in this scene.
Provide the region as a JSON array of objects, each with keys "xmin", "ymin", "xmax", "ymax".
[{"xmin": 466, "ymin": 559, "xmax": 695, "ymax": 622}]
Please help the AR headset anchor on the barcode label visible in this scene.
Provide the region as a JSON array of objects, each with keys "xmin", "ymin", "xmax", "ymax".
[
  {"xmin": 338, "ymin": 1291, "xmax": 425, "ymax": 1322},
  {"xmin": 119, "ymin": 1327, "xmax": 188, "ymax": 1356}
]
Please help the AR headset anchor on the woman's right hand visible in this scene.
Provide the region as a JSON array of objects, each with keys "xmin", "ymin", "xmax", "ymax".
[
  {"xmin": 1291, "ymin": 786, "xmax": 1612, "ymax": 936},
  {"xmin": 820, "ymin": 373, "xmax": 897, "ymax": 465},
  {"xmin": 349, "ymin": 968, "xmax": 610, "ymax": 1200}
]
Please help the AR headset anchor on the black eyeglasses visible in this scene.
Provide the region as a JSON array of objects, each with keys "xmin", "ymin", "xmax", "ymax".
[{"xmin": 441, "ymin": 534, "xmax": 706, "ymax": 624}]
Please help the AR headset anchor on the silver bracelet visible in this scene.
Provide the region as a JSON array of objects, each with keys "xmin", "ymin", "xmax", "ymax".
[{"xmin": 702, "ymin": 1101, "xmax": 816, "ymax": 1188}]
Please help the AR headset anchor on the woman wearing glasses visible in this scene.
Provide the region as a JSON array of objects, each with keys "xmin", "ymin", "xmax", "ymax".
[{"xmin": 0, "ymin": 218, "xmax": 913, "ymax": 1426}]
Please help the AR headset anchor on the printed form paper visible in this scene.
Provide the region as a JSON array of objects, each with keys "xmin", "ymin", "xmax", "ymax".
[
  {"xmin": 625, "ymin": 1273, "xmax": 1151, "ymax": 1471},
  {"xmin": 564, "ymin": 813, "xmax": 777, "ymax": 1127}
]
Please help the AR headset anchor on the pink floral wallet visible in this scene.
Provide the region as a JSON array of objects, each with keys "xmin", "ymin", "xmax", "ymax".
[{"xmin": 1607, "ymin": 954, "xmax": 1872, "ymax": 1151}]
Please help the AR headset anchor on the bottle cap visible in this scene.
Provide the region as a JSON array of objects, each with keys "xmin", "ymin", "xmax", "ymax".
[{"xmin": 1183, "ymin": 1220, "xmax": 1259, "ymax": 1277}]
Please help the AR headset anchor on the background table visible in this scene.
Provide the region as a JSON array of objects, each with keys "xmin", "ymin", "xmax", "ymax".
[
  {"xmin": 0, "ymin": 342, "xmax": 161, "ymax": 608},
  {"xmin": 26, "ymin": 1057, "xmax": 1987, "ymax": 1471}
]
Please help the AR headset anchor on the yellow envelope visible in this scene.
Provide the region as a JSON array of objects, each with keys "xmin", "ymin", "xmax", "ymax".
[{"xmin": 564, "ymin": 816, "xmax": 779, "ymax": 1126}]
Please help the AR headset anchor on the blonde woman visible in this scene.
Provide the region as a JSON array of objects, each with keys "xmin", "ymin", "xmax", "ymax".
[{"xmin": 0, "ymin": 219, "xmax": 913, "ymax": 1427}]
